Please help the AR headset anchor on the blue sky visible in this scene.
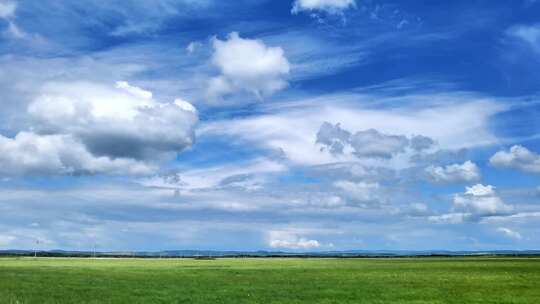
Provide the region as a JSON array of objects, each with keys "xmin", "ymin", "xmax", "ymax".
[{"xmin": 0, "ymin": 0, "xmax": 539, "ymax": 252}]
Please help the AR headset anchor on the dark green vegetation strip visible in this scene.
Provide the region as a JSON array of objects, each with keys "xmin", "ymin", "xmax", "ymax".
[{"xmin": 0, "ymin": 257, "xmax": 538, "ymax": 303}]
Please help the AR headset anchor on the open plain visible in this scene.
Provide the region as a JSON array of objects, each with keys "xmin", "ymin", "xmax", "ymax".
[{"xmin": 0, "ymin": 257, "xmax": 539, "ymax": 303}]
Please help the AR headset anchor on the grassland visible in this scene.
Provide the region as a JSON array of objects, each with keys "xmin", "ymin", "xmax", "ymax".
[{"xmin": 0, "ymin": 257, "xmax": 539, "ymax": 303}]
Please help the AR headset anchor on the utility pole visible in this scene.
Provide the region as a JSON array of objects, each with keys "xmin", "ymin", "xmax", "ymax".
[{"xmin": 34, "ymin": 239, "xmax": 40, "ymax": 258}]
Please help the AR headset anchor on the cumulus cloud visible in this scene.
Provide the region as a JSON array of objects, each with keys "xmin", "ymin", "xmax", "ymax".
[
  {"xmin": 208, "ymin": 32, "xmax": 290, "ymax": 100},
  {"xmin": 490, "ymin": 145, "xmax": 540, "ymax": 174},
  {"xmin": 0, "ymin": 81, "xmax": 198, "ymax": 176},
  {"xmin": 350, "ymin": 129, "xmax": 409, "ymax": 159},
  {"xmin": 425, "ymin": 161, "xmax": 481, "ymax": 184},
  {"xmin": 292, "ymin": 0, "xmax": 356, "ymax": 14},
  {"xmin": 497, "ymin": 227, "xmax": 522, "ymax": 240},
  {"xmin": 453, "ymin": 184, "xmax": 513, "ymax": 217},
  {"xmin": 268, "ymin": 231, "xmax": 321, "ymax": 250},
  {"xmin": 316, "ymin": 122, "xmax": 351, "ymax": 155},
  {"xmin": 316, "ymin": 122, "xmax": 432, "ymax": 159},
  {"xmin": 429, "ymin": 185, "xmax": 514, "ymax": 224},
  {"xmin": 0, "ymin": 132, "xmax": 156, "ymax": 176},
  {"xmin": 28, "ymin": 81, "xmax": 197, "ymax": 161}
]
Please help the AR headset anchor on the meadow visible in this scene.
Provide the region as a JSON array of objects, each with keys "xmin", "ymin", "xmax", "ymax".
[{"xmin": 0, "ymin": 257, "xmax": 539, "ymax": 303}]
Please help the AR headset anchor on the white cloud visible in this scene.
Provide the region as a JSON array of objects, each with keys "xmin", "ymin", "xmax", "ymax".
[
  {"xmin": 465, "ymin": 184, "xmax": 495, "ymax": 196},
  {"xmin": 206, "ymin": 76, "xmax": 234, "ymax": 101},
  {"xmin": 91, "ymin": 0, "xmax": 213, "ymax": 37},
  {"xmin": 174, "ymin": 98, "xmax": 198, "ymax": 113},
  {"xmin": 0, "ymin": 1, "xmax": 16, "ymax": 19},
  {"xmin": 260, "ymin": 30, "xmax": 368, "ymax": 83},
  {"xmin": 453, "ymin": 184, "xmax": 513, "ymax": 217},
  {"xmin": 315, "ymin": 122, "xmax": 351, "ymax": 155},
  {"xmin": 0, "ymin": 55, "xmax": 149, "ymax": 132},
  {"xmin": 430, "ymin": 185, "xmax": 514, "ymax": 224},
  {"xmin": 303, "ymin": 195, "xmax": 346, "ymax": 208},
  {"xmin": 6, "ymin": 20, "xmax": 25, "ymax": 38},
  {"xmin": 350, "ymin": 129, "xmax": 410, "ymax": 159},
  {"xmin": 200, "ymin": 93, "xmax": 504, "ymax": 167},
  {"xmin": 497, "ymin": 227, "xmax": 522, "ymax": 240},
  {"xmin": 506, "ymin": 24, "xmax": 540, "ymax": 52},
  {"xmin": 425, "ymin": 161, "xmax": 481, "ymax": 184},
  {"xmin": 115, "ymin": 81, "xmax": 153, "ymax": 99},
  {"xmin": 208, "ymin": 32, "xmax": 290, "ymax": 100},
  {"xmin": 217, "ymin": 174, "xmax": 268, "ymax": 192},
  {"xmin": 141, "ymin": 158, "xmax": 287, "ymax": 191},
  {"xmin": 490, "ymin": 145, "xmax": 540, "ymax": 174},
  {"xmin": 292, "ymin": 0, "xmax": 356, "ymax": 14},
  {"xmin": 428, "ymin": 213, "xmax": 468, "ymax": 224},
  {"xmin": 407, "ymin": 203, "xmax": 431, "ymax": 216},
  {"xmin": 268, "ymin": 231, "xmax": 321, "ymax": 250},
  {"xmin": 317, "ymin": 123, "xmax": 415, "ymax": 159},
  {"xmin": 397, "ymin": 19, "xmax": 409, "ymax": 30},
  {"xmin": 28, "ymin": 81, "xmax": 198, "ymax": 161},
  {"xmin": 333, "ymin": 180, "xmax": 383, "ymax": 207},
  {"xmin": 0, "ymin": 81, "xmax": 198, "ymax": 176},
  {"xmin": 0, "ymin": 1, "xmax": 36, "ymax": 41},
  {"xmin": 0, "ymin": 132, "xmax": 156, "ymax": 176},
  {"xmin": 486, "ymin": 212, "xmax": 540, "ymax": 222},
  {"xmin": 186, "ymin": 41, "xmax": 202, "ymax": 54}
]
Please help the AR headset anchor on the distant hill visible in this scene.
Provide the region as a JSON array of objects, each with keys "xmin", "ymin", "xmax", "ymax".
[{"xmin": 1, "ymin": 249, "xmax": 539, "ymax": 258}]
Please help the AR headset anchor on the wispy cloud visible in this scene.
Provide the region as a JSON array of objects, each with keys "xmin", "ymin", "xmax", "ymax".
[
  {"xmin": 497, "ymin": 227, "xmax": 522, "ymax": 240},
  {"xmin": 291, "ymin": 0, "xmax": 356, "ymax": 15},
  {"xmin": 200, "ymin": 90, "xmax": 505, "ymax": 166},
  {"xmin": 506, "ymin": 23, "xmax": 540, "ymax": 52}
]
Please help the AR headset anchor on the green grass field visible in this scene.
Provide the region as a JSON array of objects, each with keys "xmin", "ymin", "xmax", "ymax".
[{"xmin": 0, "ymin": 257, "xmax": 539, "ymax": 303}]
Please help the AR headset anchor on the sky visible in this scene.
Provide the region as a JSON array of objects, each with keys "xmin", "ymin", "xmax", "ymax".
[{"xmin": 0, "ymin": 0, "xmax": 539, "ymax": 252}]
